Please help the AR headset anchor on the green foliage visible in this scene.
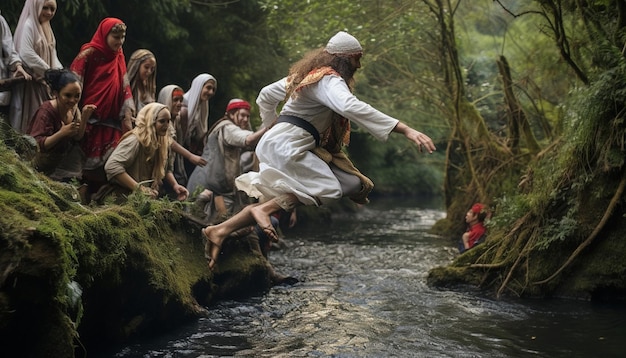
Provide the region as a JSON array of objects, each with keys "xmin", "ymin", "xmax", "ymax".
[
  {"xmin": 538, "ymin": 205, "xmax": 579, "ymax": 250},
  {"xmin": 438, "ymin": 0, "xmax": 626, "ymax": 298},
  {"xmin": 488, "ymin": 194, "xmax": 533, "ymax": 230},
  {"xmin": 347, "ymin": 131, "xmax": 444, "ymax": 196},
  {"xmin": 261, "ymin": 0, "xmax": 447, "ymax": 196},
  {"xmin": 2, "ymin": 0, "xmax": 283, "ymax": 125},
  {"xmin": 529, "ymin": 50, "xmax": 626, "ymax": 252},
  {"xmin": 569, "ymin": 66, "xmax": 626, "ymax": 168},
  {"xmin": 457, "ymin": 1, "xmax": 573, "ymax": 143}
]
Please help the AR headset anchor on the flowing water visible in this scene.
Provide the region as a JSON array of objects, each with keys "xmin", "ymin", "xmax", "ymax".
[{"xmin": 108, "ymin": 198, "xmax": 625, "ymax": 357}]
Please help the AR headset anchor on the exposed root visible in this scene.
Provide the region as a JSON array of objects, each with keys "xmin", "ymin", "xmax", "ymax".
[
  {"xmin": 490, "ymin": 212, "xmax": 532, "ymax": 266},
  {"xmin": 497, "ymin": 227, "xmax": 537, "ymax": 298},
  {"xmin": 470, "ymin": 262, "xmax": 507, "ymax": 268}
]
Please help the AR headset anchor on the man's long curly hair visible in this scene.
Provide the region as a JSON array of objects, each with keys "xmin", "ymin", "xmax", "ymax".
[{"xmin": 285, "ymin": 48, "xmax": 358, "ymax": 97}]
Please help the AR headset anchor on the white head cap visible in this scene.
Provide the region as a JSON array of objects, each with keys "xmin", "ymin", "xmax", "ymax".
[{"xmin": 325, "ymin": 31, "xmax": 363, "ymax": 55}]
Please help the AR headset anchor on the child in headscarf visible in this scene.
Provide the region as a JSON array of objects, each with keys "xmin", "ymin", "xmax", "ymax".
[
  {"xmin": 459, "ymin": 203, "xmax": 488, "ymax": 253},
  {"xmin": 127, "ymin": 49, "xmax": 157, "ymax": 114}
]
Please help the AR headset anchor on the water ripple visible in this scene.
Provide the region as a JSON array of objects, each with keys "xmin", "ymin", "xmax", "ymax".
[{"xmin": 110, "ymin": 199, "xmax": 626, "ymax": 358}]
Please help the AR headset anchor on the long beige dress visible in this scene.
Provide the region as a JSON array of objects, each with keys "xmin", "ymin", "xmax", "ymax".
[{"xmin": 9, "ymin": 0, "xmax": 62, "ymax": 133}]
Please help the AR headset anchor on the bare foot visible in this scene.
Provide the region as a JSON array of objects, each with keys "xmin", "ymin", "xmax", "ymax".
[
  {"xmin": 201, "ymin": 226, "xmax": 224, "ymax": 270},
  {"xmin": 250, "ymin": 206, "xmax": 279, "ymax": 242}
]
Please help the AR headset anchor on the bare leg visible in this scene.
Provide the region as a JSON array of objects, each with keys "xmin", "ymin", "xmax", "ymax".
[
  {"xmin": 202, "ymin": 203, "xmax": 259, "ymax": 269},
  {"xmin": 202, "ymin": 193, "xmax": 299, "ymax": 269},
  {"xmin": 214, "ymin": 195, "xmax": 228, "ymax": 217},
  {"xmin": 250, "ymin": 202, "xmax": 282, "ymax": 242},
  {"xmin": 250, "ymin": 193, "xmax": 299, "ymax": 242}
]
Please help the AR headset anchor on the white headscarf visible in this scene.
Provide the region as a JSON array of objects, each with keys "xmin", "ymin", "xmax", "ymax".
[
  {"xmin": 158, "ymin": 84, "xmax": 182, "ymax": 111},
  {"xmin": 14, "ymin": 0, "xmax": 57, "ymax": 71},
  {"xmin": 158, "ymin": 84, "xmax": 183, "ymax": 140},
  {"xmin": 183, "ymin": 73, "xmax": 216, "ymax": 144}
]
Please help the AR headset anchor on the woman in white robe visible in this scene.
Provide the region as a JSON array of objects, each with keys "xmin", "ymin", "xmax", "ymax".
[
  {"xmin": 9, "ymin": 0, "xmax": 62, "ymax": 133},
  {"xmin": 0, "ymin": 11, "xmax": 31, "ymax": 111}
]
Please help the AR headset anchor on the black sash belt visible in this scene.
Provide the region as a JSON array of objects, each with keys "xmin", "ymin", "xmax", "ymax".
[{"xmin": 276, "ymin": 115, "xmax": 320, "ymax": 147}]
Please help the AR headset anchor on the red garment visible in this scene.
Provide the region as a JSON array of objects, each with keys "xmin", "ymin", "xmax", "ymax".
[
  {"xmin": 71, "ymin": 18, "xmax": 131, "ymax": 121},
  {"xmin": 466, "ymin": 222, "xmax": 486, "ymax": 248},
  {"xmin": 70, "ymin": 18, "xmax": 132, "ymax": 168},
  {"xmin": 28, "ymin": 101, "xmax": 64, "ymax": 152},
  {"xmin": 27, "ymin": 101, "xmax": 82, "ymax": 176}
]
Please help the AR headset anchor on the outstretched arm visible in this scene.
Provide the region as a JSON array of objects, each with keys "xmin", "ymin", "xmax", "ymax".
[
  {"xmin": 392, "ymin": 122, "xmax": 436, "ymax": 154},
  {"xmin": 171, "ymin": 141, "xmax": 207, "ymax": 166},
  {"xmin": 244, "ymin": 126, "xmax": 268, "ymax": 147}
]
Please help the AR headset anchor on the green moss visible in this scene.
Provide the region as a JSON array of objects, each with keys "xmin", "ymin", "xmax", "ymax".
[
  {"xmin": 429, "ymin": 54, "xmax": 626, "ymax": 301},
  {"xmin": 0, "ymin": 125, "xmax": 270, "ymax": 355}
]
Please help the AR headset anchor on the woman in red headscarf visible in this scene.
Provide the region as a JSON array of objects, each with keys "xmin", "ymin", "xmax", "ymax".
[{"xmin": 70, "ymin": 17, "xmax": 134, "ymax": 201}]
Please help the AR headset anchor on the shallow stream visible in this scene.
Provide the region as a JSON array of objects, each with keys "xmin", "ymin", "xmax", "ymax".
[{"xmin": 108, "ymin": 198, "xmax": 625, "ymax": 357}]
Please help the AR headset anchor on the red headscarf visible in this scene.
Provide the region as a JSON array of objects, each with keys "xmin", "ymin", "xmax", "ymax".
[
  {"xmin": 70, "ymin": 17, "xmax": 131, "ymax": 121},
  {"xmin": 471, "ymin": 203, "xmax": 485, "ymax": 215},
  {"xmin": 226, "ymin": 98, "xmax": 251, "ymax": 112}
]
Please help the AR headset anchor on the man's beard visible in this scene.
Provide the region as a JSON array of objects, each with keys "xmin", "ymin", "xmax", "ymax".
[{"xmin": 332, "ymin": 57, "xmax": 357, "ymax": 82}]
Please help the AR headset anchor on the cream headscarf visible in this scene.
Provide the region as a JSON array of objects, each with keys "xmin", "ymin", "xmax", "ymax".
[
  {"xmin": 120, "ymin": 102, "xmax": 171, "ymax": 188},
  {"xmin": 13, "ymin": 0, "xmax": 57, "ymax": 73},
  {"xmin": 183, "ymin": 73, "xmax": 216, "ymax": 144},
  {"xmin": 127, "ymin": 49, "xmax": 157, "ymax": 114}
]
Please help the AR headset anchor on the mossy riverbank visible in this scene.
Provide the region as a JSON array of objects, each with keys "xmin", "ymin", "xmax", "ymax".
[{"xmin": 0, "ymin": 132, "xmax": 273, "ymax": 357}]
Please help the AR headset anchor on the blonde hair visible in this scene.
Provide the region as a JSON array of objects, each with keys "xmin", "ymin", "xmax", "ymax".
[{"xmin": 120, "ymin": 103, "xmax": 171, "ymax": 188}]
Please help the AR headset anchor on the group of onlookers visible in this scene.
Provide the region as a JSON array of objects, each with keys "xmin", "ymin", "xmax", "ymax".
[
  {"xmin": 3, "ymin": 2, "xmax": 443, "ymax": 283},
  {"xmin": 1, "ymin": 1, "xmax": 264, "ymax": 225}
]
